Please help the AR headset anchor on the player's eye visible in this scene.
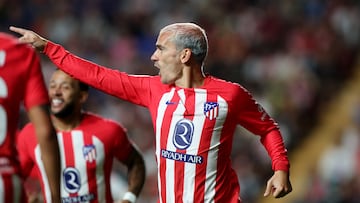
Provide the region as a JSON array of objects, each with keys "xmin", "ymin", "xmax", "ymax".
[
  {"xmin": 62, "ymin": 86, "xmax": 71, "ymax": 90},
  {"xmin": 48, "ymin": 84, "xmax": 56, "ymax": 89}
]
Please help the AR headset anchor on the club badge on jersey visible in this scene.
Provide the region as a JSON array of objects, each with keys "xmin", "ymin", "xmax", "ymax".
[
  {"xmin": 83, "ymin": 144, "xmax": 97, "ymax": 163},
  {"xmin": 204, "ymin": 102, "xmax": 219, "ymax": 120}
]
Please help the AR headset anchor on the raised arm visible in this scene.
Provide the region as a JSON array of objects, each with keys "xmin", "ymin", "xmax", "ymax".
[{"xmin": 10, "ymin": 26, "xmax": 151, "ymax": 108}]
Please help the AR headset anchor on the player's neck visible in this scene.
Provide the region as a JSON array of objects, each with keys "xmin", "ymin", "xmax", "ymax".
[
  {"xmin": 51, "ymin": 113, "xmax": 82, "ymax": 131},
  {"xmin": 176, "ymin": 66, "xmax": 205, "ymax": 88}
]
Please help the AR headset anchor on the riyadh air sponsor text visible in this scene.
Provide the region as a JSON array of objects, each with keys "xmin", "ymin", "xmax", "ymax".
[{"xmin": 161, "ymin": 149, "xmax": 203, "ymax": 164}]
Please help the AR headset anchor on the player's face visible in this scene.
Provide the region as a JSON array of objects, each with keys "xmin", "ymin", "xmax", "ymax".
[
  {"xmin": 151, "ymin": 31, "xmax": 183, "ymax": 85},
  {"xmin": 48, "ymin": 70, "xmax": 83, "ymax": 118}
]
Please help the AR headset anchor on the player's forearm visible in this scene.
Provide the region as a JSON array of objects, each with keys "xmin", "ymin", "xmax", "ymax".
[
  {"xmin": 126, "ymin": 150, "xmax": 146, "ymax": 196},
  {"xmin": 44, "ymin": 41, "xmax": 128, "ymax": 98},
  {"xmin": 260, "ymin": 130, "xmax": 290, "ymax": 171},
  {"xmin": 44, "ymin": 41, "xmax": 151, "ymax": 107},
  {"xmin": 40, "ymin": 141, "xmax": 61, "ymax": 203},
  {"xmin": 125, "ymin": 148, "xmax": 146, "ymax": 196},
  {"xmin": 28, "ymin": 106, "xmax": 61, "ymax": 203},
  {"xmin": 37, "ymin": 128, "xmax": 61, "ymax": 203}
]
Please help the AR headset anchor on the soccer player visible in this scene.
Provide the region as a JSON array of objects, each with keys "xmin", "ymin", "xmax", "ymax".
[
  {"xmin": 0, "ymin": 32, "xmax": 60, "ymax": 203},
  {"xmin": 17, "ymin": 69, "xmax": 146, "ymax": 203},
  {"xmin": 10, "ymin": 23, "xmax": 292, "ymax": 202}
]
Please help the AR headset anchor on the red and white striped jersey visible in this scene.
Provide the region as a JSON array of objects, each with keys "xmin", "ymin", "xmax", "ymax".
[
  {"xmin": 17, "ymin": 112, "xmax": 132, "ymax": 203},
  {"xmin": 0, "ymin": 32, "xmax": 49, "ymax": 202},
  {"xmin": 45, "ymin": 41, "xmax": 290, "ymax": 203}
]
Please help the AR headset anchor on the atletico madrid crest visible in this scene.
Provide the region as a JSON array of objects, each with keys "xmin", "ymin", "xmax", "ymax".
[
  {"xmin": 83, "ymin": 144, "xmax": 97, "ymax": 163},
  {"xmin": 204, "ymin": 102, "xmax": 219, "ymax": 120}
]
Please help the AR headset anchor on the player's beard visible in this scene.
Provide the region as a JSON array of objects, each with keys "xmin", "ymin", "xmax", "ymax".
[{"xmin": 52, "ymin": 102, "xmax": 76, "ymax": 119}]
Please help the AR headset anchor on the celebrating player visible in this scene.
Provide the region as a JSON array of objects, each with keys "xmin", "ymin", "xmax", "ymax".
[
  {"xmin": 10, "ymin": 23, "xmax": 292, "ymax": 202},
  {"xmin": 17, "ymin": 69, "xmax": 146, "ymax": 203},
  {"xmin": 0, "ymin": 32, "xmax": 61, "ymax": 203}
]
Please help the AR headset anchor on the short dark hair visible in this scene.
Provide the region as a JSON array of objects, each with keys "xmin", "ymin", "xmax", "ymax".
[
  {"xmin": 55, "ymin": 68, "xmax": 89, "ymax": 92},
  {"xmin": 78, "ymin": 81, "xmax": 89, "ymax": 92}
]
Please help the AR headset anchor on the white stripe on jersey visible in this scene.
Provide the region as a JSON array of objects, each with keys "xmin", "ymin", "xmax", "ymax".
[
  {"xmin": 182, "ymin": 89, "xmax": 206, "ymax": 202},
  {"xmin": 0, "ymin": 173, "xmax": 22, "ymax": 203},
  {"xmin": 0, "ymin": 177, "xmax": 3, "ymax": 202},
  {"xmin": 71, "ymin": 131, "xmax": 88, "ymax": 196},
  {"xmin": 35, "ymin": 145, "xmax": 51, "ymax": 203},
  {"xmin": 165, "ymin": 89, "xmax": 186, "ymax": 203},
  {"xmin": 12, "ymin": 174, "xmax": 22, "ymax": 203},
  {"xmin": 156, "ymin": 88, "xmax": 175, "ymax": 203},
  {"xmin": 57, "ymin": 132, "xmax": 66, "ymax": 199},
  {"xmin": 93, "ymin": 136, "xmax": 106, "ymax": 202},
  {"xmin": 204, "ymin": 96, "xmax": 227, "ymax": 203}
]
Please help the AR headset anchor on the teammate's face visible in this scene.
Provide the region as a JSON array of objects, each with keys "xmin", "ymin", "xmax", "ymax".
[
  {"xmin": 151, "ymin": 31, "xmax": 183, "ymax": 85},
  {"xmin": 48, "ymin": 70, "xmax": 83, "ymax": 118}
]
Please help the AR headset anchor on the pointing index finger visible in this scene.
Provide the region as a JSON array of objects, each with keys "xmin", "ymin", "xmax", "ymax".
[{"xmin": 9, "ymin": 26, "xmax": 27, "ymax": 35}]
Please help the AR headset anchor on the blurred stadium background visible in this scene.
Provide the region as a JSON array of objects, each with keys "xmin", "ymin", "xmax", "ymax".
[{"xmin": 2, "ymin": 0, "xmax": 360, "ymax": 202}]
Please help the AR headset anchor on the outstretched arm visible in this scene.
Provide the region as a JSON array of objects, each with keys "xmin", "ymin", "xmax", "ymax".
[
  {"xmin": 10, "ymin": 26, "xmax": 151, "ymax": 108},
  {"xmin": 9, "ymin": 26, "xmax": 48, "ymax": 52}
]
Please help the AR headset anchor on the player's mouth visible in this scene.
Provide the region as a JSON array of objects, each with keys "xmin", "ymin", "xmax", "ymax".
[
  {"xmin": 154, "ymin": 62, "xmax": 160, "ymax": 69},
  {"xmin": 51, "ymin": 98, "xmax": 64, "ymax": 107}
]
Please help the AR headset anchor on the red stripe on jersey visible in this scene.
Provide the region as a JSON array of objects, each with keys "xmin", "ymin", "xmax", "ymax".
[
  {"xmin": 83, "ymin": 134, "xmax": 98, "ymax": 203},
  {"xmin": 3, "ymin": 175, "xmax": 13, "ymax": 203},
  {"xmin": 62, "ymin": 132, "xmax": 77, "ymax": 197}
]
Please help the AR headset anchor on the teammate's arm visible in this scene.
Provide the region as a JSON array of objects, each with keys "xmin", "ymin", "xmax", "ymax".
[
  {"xmin": 27, "ymin": 105, "xmax": 61, "ymax": 203},
  {"xmin": 120, "ymin": 146, "xmax": 146, "ymax": 203}
]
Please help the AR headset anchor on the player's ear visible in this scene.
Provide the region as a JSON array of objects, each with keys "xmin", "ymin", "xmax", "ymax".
[
  {"xmin": 180, "ymin": 48, "xmax": 191, "ymax": 64},
  {"xmin": 79, "ymin": 91, "xmax": 88, "ymax": 104}
]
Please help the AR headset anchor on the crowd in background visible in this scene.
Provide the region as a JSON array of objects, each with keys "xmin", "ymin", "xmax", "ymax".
[
  {"xmin": 296, "ymin": 96, "xmax": 360, "ymax": 203},
  {"xmin": 1, "ymin": 0, "xmax": 359, "ymax": 202}
]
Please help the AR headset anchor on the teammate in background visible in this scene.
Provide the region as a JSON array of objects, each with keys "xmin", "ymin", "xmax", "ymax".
[
  {"xmin": 17, "ymin": 69, "xmax": 146, "ymax": 203},
  {"xmin": 10, "ymin": 23, "xmax": 292, "ymax": 202},
  {"xmin": 0, "ymin": 32, "xmax": 60, "ymax": 203}
]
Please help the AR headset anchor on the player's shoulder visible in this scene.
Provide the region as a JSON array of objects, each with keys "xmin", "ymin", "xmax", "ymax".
[
  {"xmin": 20, "ymin": 122, "xmax": 35, "ymax": 131},
  {"xmin": 0, "ymin": 32, "xmax": 16, "ymax": 44},
  {"xmin": 207, "ymin": 76, "xmax": 248, "ymax": 93},
  {"xmin": 82, "ymin": 112, "xmax": 126, "ymax": 130},
  {"xmin": 17, "ymin": 122, "xmax": 36, "ymax": 138}
]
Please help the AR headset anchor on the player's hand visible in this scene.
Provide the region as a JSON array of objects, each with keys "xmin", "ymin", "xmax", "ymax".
[
  {"xmin": 9, "ymin": 26, "xmax": 48, "ymax": 52},
  {"xmin": 263, "ymin": 170, "xmax": 292, "ymax": 198}
]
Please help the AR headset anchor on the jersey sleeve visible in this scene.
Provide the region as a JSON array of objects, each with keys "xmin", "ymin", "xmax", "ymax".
[
  {"xmin": 235, "ymin": 86, "xmax": 290, "ymax": 171},
  {"xmin": 44, "ymin": 41, "xmax": 152, "ymax": 107},
  {"xmin": 16, "ymin": 123, "xmax": 36, "ymax": 178},
  {"xmin": 111, "ymin": 123, "xmax": 133, "ymax": 162},
  {"xmin": 23, "ymin": 45, "xmax": 49, "ymax": 110}
]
